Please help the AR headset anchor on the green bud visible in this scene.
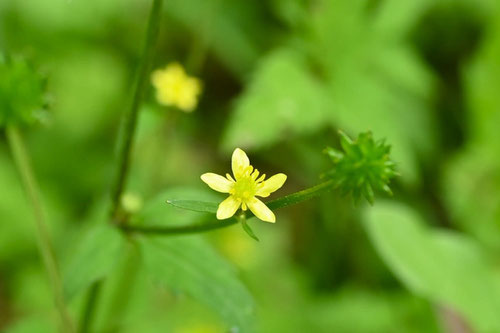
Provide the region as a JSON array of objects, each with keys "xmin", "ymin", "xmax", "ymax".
[
  {"xmin": 324, "ymin": 131, "xmax": 397, "ymax": 204},
  {"xmin": 0, "ymin": 54, "xmax": 47, "ymax": 127}
]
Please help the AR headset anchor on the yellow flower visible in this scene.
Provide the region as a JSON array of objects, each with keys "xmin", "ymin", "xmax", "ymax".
[
  {"xmin": 151, "ymin": 62, "xmax": 202, "ymax": 112},
  {"xmin": 201, "ymin": 148, "xmax": 287, "ymax": 223}
]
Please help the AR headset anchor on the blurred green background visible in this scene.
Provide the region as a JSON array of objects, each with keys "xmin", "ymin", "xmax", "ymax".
[{"xmin": 1, "ymin": 0, "xmax": 500, "ymax": 332}]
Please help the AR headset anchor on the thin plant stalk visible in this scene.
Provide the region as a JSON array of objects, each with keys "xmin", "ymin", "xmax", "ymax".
[
  {"xmin": 109, "ymin": 0, "xmax": 164, "ymax": 222},
  {"xmin": 6, "ymin": 126, "xmax": 75, "ymax": 333},
  {"xmin": 79, "ymin": 0, "xmax": 164, "ymax": 332},
  {"xmin": 121, "ymin": 179, "xmax": 337, "ymax": 236}
]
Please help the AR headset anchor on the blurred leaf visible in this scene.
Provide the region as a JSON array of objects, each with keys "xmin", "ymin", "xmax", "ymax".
[
  {"xmin": 307, "ymin": 288, "xmax": 438, "ymax": 333},
  {"xmin": 364, "ymin": 201, "xmax": 500, "ymax": 332},
  {"xmin": 139, "ymin": 236, "xmax": 255, "ymax": 333},
  {"xmin": 63, "ymin": 223, "xmax": 126, "ymax": 301},
  {"xmin": 223, "ymin": 49, "xmax": 331, "ymax": 150},
  {"xmin": 165, "ymin": 0, "xmax": 262, "ymax": 78},
  {"xmin": 464, "ymin": 2, "xmax": 500, "ymax": 149},
  {"xmin": 167, "ymin": 199, "xmax": 218, "ymax": 214},
  {"xmin": 442, "ymin": 147, "xmax": 500, "ymax": 251},
  {"xmin": 309, "ymin": 0, "xmax": 436, "ymax": 184},
  {"xmin": 4, "ymin": 315, "xmax": 55, "ymax": 333}
]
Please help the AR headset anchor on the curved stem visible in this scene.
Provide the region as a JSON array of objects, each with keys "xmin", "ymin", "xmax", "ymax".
[
  {"xmin": 122, "ymin": 179, "xmax": 337, "ymax": 236},
  {"xmin": 120, "ymin": 218, "xmax": 238, "ymax": 235},
  {"xmin": 81, "ymin": 0, "xmax": 164, "ymax": 332},
  {"xmin": 6, "ymin": 126, "xmax": 74, "ymax": 332}
]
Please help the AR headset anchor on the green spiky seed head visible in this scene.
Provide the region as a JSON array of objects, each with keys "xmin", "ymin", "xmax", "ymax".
[{"xmin": 324, "ymin": 131, "xmax": 397, "ymax": 204}]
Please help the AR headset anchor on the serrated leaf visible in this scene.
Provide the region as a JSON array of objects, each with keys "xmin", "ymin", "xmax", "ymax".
[
  {"xmin": 364, "ymin": 202, "xmax": 500, "ymax": 332},
  {"xmin": 166, "ymin": 199, "xmax": 218, "ymax": 214},
  {"xmin": 139, "ymin": 236, "xmax": 255, "ymax": 332},
  {"xmin": 63, "ymin": 224, "xmax": 126, "ymax": 301}
]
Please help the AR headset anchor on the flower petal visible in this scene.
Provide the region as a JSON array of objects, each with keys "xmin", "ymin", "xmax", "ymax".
[
  {"xmin": 231, "ymin": 148, "xmax": 250, "ymax": 180},
  {"xmin": 201, "ymin": 173, "xmax": 234, "ymax": 193},
  {"xmin": 256, "ymin": 173, "xmax": 287, "ymax": 197},
  {"xmin": 217, "ymin": 196, "xmax": 241, "ymax": 220},
  {"xmin": 247, "ymin": 197, "xmax": 275, "ymax": 223}
]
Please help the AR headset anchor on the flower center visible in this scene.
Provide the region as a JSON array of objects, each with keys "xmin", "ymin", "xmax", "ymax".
[{"xmin": 231, "ymin": 177, "xmax": 257, "ymax": 202}]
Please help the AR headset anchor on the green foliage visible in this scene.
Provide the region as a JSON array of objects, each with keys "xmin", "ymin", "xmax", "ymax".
[
  {"xmin": 62, "ymin": 224, "xmax": 126, "ymax": 301},
  {"xmin": 324, "ymin": 131, "xmax": 397, "ymax": 204},
  {"xmin": 2, "ymin": 0, "xmax": 500, "ymax": 332},
  {"xmin": 133, "ymin": 187, "xmax": 255, "ymax": 331},
  {"xmin": 139, "ymin": 237, "xmax": 255, "ymax": 332},
  {"xmin": 223, "ymin": 49, "xmax": 330, "ymax": 150},
  {"xmin": 167, "ymin": 199, "xmax": 218, "ymax": 214},
  {"xmin": 364, "ymin": 202, "xmax": 500, "ymax": 332},
  {"xmin": 0, "ymin": 55, "xmax": 46, "ymax": 127},
  {"xmin": 223, "ymin": 0, "xmax": 435, "ymax": 184}
]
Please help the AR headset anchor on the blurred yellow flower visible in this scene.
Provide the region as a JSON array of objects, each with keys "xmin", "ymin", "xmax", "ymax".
[
  {"xmin": 151, "ymin": 62, "xmax": 202, "ymax": 112},
  {"xmin": 201, "ymin": 148, "xmax": 286, "ymax": 223}
]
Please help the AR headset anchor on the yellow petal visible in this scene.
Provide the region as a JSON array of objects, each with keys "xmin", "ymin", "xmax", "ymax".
[
  {"xmin": 256, "ymin": 173, "xmax": 287, "ymax": 197},
  {"xmin": 231, "ymin": 148, "xmax": 250, "ymax": 180},
  {"xmin": 247, "ymin": 197, "xmax": 275, "ymax": 223},
  {"xmin": 217, "ymin": 196, "xmax": 241, "ymax": 220},
  {"xmin": 177, "ymin": 78, "xmax": 202, "ymax": 112},
  {"xmin": 201, "ymin": 173, "xmax": 234, "ymax": 193}
]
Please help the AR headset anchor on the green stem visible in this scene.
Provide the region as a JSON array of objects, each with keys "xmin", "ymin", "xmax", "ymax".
[
  {"xmin": 110, "ymin": 0, "xmax": 164, "ymax": 222},
  {"xmin": 80, "ymin": 0, "xmax": 164, "ymax": 332},
  {"xmin": 266, "ymin": 179, "xmax": 336, "ymax": 210},
  {"xmin": 121, "ymin": 179, "xmax": 337, "ymax": 236},
  {"xmin": 6, "ymin": 126, "xmax": 74, "ymax": 333},
  {"xmin": 120, "ymin": 218, "xmax": 238, "ymax": 235}
]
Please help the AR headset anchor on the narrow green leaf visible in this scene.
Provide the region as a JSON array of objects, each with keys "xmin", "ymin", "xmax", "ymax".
[
  {"xmin": 139, "ymin": 236, "xmax": 255, "ymax": 332},
  {"xmin": 241, "ymin": 220, "xmax": 259, "ymax": 241},
  {"xmin": 63, "ymin": 224, "xmax": 125, "ymax": 301},
  {"xmin": 364, "ymin": 202, "xmax": 500, "ymax": 332},
  {"xmin": 166, "ymin": 199, "xmax": 218, "ymax": 214}
]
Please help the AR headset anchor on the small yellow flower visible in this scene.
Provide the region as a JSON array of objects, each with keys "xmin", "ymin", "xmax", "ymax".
[
  {"xmin": 151, "ymin": 62, "xmax": 202, "ymax": 112},
  {"xmin": 201, "ymin": 148, "xmax": 287, "ymax": 223}
]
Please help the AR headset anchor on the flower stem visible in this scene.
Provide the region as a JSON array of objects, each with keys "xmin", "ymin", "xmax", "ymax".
[
  {"xmin": 121, "ymin": 179, "xmax": 337, "ymax": 236},
  {"xmin": 266, "ymin": 179, "xmax": 336, "ymax": 210},
  {"xmin": 80, "ymin": 0, "xmax": 164, "ymax": 331},
  {"xmin": 120, "ymin": 218, "xmax": 238, "ymax": 235},
  {"xmin": 110, "ymin": 0, "xmax": 164, "ymax": 222},
  {"xmin": 6, "ymin": 126, "xmax": 74, "ymax": 333}
]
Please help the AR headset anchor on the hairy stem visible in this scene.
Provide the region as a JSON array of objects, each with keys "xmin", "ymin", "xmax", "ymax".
[
  {"xmin": 80, "ymin": 0, "xmax": 164, "ymax": 331},
  {"xmin": 109, "ymin": 0, "xmax": 164, "ymax": 222},
  {"xmin": 6, "ymin": 126, "xmax": 74, "ymax": 333},
  {"xmin": 121, "ymin": 218, "xmax": 238, "ymax": 235},
  {"xmin": 121, "ymin": 179, "xmax": 337, "ymax": 236},
  {"xmin": 266, "ymin": 179, "xmax": 336, "ymax": 210}
]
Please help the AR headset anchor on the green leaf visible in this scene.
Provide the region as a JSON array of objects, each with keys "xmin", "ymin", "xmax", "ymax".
[
  {"xmin": 309, "ymin": 0, "xmax": 436, "ymax": 184},
  {"xmin": 223, "ymin": 49, "xmax": 331, "ymax": 150},
  {"xmin": 364, "ymin": 202, "xmax": 500, "ymax": 332},
  {"xmin": 62, "ymin": 224, "xmax": 126, "ymax": 301},
  {"xmin": 139, "ymin": 236, "xmax": 255, "ymax": 332},
  {"xmin": 4, "ymin": 315, "xmax": 55, "ymax": 333},
  {"xmin": 165, "ymin": 0, "xmax": 262, "ymax": 78},
  {"xmin": 166, "ymin": 199, "xmax": 218, "ymax": 214},
  {"xmin": 241, "ymin": 220, "xmax": 260, "ymax": 241}
]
